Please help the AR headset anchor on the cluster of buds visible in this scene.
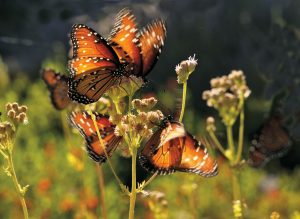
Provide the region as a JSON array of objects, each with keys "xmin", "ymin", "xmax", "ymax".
[
  {"xmin": 202, "ymin": 70, "xmax": 251, "ymax": 126},
  {"xmin": 132, "ymin": 97, "xmax": 157, "ymax": 112},
  {"xmin": 111, "ymin": 97, "xmax": 164, "ymax": 151},
  {"xmin": 6, "ymin": 102, "xmax": 28, "ymax": 124},
  {"xmin": 0, "ymin": 103, "xmax": 28, "ymax": 152},
  {"xmin": 0, "ymin": 122, "xmax": 15, "ymax": 150},
  {"xmin": 114, "ymin": 110, "xmax": 164, "ymax": 144},
  {"xmin": 175, "ymin": 55, "xmax": 198, "ymax": 84},
  {"xmin": 106, "ymin": 76, "xmax": 144, "ymax": 101}
]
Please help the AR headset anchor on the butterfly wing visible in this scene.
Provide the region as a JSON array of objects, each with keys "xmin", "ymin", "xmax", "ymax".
[
  {"xmin": 108, "ymin": 8, "xmax": 142, "ymax": 74},
  {"xmin": 177, "ymin": 135, "xmax": 218, "ymax": 176},
  {"xmin": 69, "ymin": 111, "xmax": 122, "ymax": 163},
  {"xmin": 41, "ymin": 69, "xmax": 71, "ymax": 110},
  {"xmin": 68, "ymin": 24, "xmax": 122, "ymax": 104},
  {"xmin": 70, "ymin": 24, "xmax": 119, "ymax": 62},
  {"xmin": 137, "ymin": 20, "xmax": 166, "ymax": 77},
  {"xmin": 248, "ymin": 115, "xmax": 292, "ymax": 167},
  {"xmin": 139, "ymin": 122, "xmax": 218, "ymax": 177},
  {"xmin": 68, "ymin": 68, "xmax": 119, "ymax": 104}
]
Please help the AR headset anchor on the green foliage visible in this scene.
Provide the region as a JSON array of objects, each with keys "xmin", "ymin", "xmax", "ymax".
[{"xmin": 0, "ymin": 65, "xmax": 299, "ymax": 219}]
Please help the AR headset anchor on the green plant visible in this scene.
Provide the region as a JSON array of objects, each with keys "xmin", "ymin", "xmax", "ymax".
[
  {"xmin": 202, "ymin": 70, "xmax": 251, "ymax": 218},
  {"xmin": 0, "ymin": 102, "xmax": 30, "ymax": 219}
]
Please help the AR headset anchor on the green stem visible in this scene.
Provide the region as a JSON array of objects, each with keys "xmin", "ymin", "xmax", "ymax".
[
  {"xmin": 235, "ymin": 107, "xmax": 244, "ymax": 164},
  {"xmin": 226, "ymin": 125, "xmax": 235, "ymax": 162},
  {"xmin": 88, "ymin": 111, "xmax": 128, "ymax": 195},
  {"xmin": 231, "ymin": 168, "xmax": 243, "ymax": 219},
  {"xmin": 179, "ymin": 82, "xmax": 187, "ymax": 123},
  {"xmin": 0, "ymin": 148, "xmax": 8, "ymax": 159},
  {"xmin": 128, "ymin": 95, "xmax": 133, "ymax": 114},
  {"xmin": 96, "ymin": 165, "xmax": 108, "ymax": 219},
  {"xmin": 138, "ymin": 172, "xmax": 158, "ymax": 191},
  {"xmin": 208, "ymin": 130, "xmax": 227, "ymax": 157},
  {"xmin": 113, "ymin": 100, "xmax": 122, "ymax": 114},
  {"xmin": 7, "ymin": 153, "xmax": 29, "ymax": 219},
  {"xmin": 129, "ymin": 147, "xmax": 137, "ymax": 219}
]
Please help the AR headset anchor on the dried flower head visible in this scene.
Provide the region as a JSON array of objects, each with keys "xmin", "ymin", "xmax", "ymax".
[
  {"xmin": 132, "ymin": 97, "xmax": 158, "ymax": 112},
  {"xmin": 5, "ymin": 102, "xmax": 28, "ymax": 125},
  {"xmin": 202, "ymin": 70, "xmax": 251, "ymax": 126},
  {"xmin": 176, "ymin": 55, "xmax": 198, "ymax": 84}
]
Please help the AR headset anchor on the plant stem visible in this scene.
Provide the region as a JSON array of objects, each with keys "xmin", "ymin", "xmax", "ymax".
[
  {"xmin": 139, "ymin": 172, "xmax": 158, "ymax": 191},
  {"xmin": 231, "ymin": 168, "xmax": 243, "ymax": 219},
  {"xmin": 96, "ymin": 165, "xmax": 108, "ymax": 219},
  {"xmin": 7, "ymin": 153, "xmax": 29, "ymax": 219},
  {"xmin": 235, "ymin": 107, "xmax": 244, "ymax": 164},
  {"xmin": 89, "ymin": 111, "xmax": 128, "ymax": 194},
  {"xmin": 113, "ymin": 100, "xmax": 122, "ymax": 114},
  {"xmin": 129, "ymin": 147, "xmax": 137, "ymax": 219},
  {"xmin": 179, "ymin": 82, "xmax": 187, "ymax": 123},
  {"xmin": 226, "ymin": 125, "xmax": 235, "ymax": 162},
  {"xmin": 128, "ymin": 95, "xmax": 133, "ymax": 114},
  {"xmin": 208, "ymin": 130, "xmax": 227, "ymax": 157}
]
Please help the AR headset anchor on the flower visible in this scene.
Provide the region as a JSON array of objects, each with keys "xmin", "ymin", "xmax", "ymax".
[
  {"xmin": 175, "ymin": 54, "xmax": 198, "ymax": 84},
  {"xmin": 6, "ymin": 102, "xmax": 28, "ymax": 124},
  {"xmin": 132, "ymin": 97, "xmax": 158, "ymax": 112},
  {"xmin": 206, "ymin": 117, "xmax": 216, "ymax": 132},
  {"xmin": 202, "ymin": 70, "xmax": 251, "ymax": 126}
]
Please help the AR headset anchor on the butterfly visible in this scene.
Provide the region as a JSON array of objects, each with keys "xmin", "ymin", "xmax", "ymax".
[
  {"xmin": 139, "ymin": 118, "xmax": 218, "ymax": 176},
  {"xmin": 41, "ymin": 68, "xmax": 71, "ymax": 110},
  {"xmin": 248, "ymin": 115, "xmax": 292, "ymax": 168},
  {"xmin": 69, "ymin": 111, "xmax": 122, "ymax": 163},
  {"xmin": 68, "ymin": 8, "xmax": 167, "ymax": 104}
]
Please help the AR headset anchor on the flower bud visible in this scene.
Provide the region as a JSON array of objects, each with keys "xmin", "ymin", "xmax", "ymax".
[
  {"xmin": 7, "ymin": 110, "xmax": 15, "ymax": 119},
  {"xmin": 146, "ymin": 110, "xmax": 164, "ymax": 128},
  {"xmin": 11, "ymin": 102, "xmax": 18, "ymax": 111},
  {"xmin": 18, "ymin": 106, "xmax": 28, "ymax": 113},
  {"xmin": 132, "ymin": 97, "xmax": 158, "ymax": 112},
  {"xmin": 206, "ymin": 117, "xmax": 216, "ymax": 132},
  {"xmin": 176, "ymin": 55, "xmax": 198, "ymax": 84},
  {"xmin": 5, "ymin": 103, "xmax": 12, "ymax": 111}
]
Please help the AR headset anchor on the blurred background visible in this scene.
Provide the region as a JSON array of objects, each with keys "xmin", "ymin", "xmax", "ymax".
[{"xmin": 0, "ymin": 0, "xmax": 299, "ymax": 218}]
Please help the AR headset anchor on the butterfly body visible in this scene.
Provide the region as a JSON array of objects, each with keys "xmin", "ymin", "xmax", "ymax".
[
  {"xmin": 139, "ymin": 120, "xmax": 218, "ymax": 177},
  {"xmin": 68, "ymin": 8, "xmax": 166, "ymax": 104}
]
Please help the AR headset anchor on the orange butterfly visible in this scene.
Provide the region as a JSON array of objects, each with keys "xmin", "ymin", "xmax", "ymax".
[
  {"xmin": 41, "ymin": 69, "xmax": 71, "ymax": 110},
  {"xmin": 69, "ymin": 111, "xmax": 122, "ymax": 163},
  {"xmin": 68, "ymin": 8, "xmax": 167, "ymax": 104},
  {"xmin": 139, "ymin": 119, "xmax": 218, "ymax": 176}
]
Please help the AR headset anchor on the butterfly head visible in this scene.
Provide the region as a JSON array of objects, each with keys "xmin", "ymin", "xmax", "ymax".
[{"xmin": 160, "ymin": 115, "xmax": 174, "ymax": 128}]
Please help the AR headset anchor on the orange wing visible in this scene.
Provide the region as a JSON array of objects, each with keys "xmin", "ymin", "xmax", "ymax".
[
  {"xmin": 69, "ymin": 111, "xmax": 122, "ymax": 163},
  {"xmin": 108, "ymin": 8, "xmax": 142, "ymax": 74},
  {"xmin": 71, "ymin": 24, "xmax": 119, "ymax": 61},
  {"xmin": 139, "ymin": 122, "xmax": 218, "ymax": 177},
  {"xmin": 138, "ymin": 20, "xmax": 166, "ymax": 77},
  {"xmin": 41, "ymin": 69, "xmax": 71, "ymax": 110}
]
